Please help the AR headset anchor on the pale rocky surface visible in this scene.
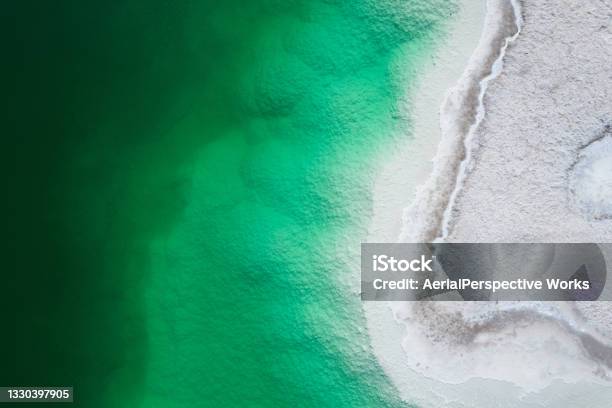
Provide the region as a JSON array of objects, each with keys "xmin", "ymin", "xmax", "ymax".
[
  {"xmin": 447, "ymin": 0, "xmax": 612, "ymax": 340},
  {"xmin": 366, "ymin": 0, "xmax": 612, "ymax": 406},
  {"xmin": 447, "ymin": 0, "xmax": 612, "ymax": 243}
]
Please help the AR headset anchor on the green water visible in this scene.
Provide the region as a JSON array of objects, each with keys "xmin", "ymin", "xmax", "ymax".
[{"xmin": 9, "ymin": 1, "xmax": 456, "ymax": 406}]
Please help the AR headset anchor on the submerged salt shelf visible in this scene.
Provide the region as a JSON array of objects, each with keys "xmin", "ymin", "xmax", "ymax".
[{"xmin": 569, "ymin": 132, "xmax": 612, "ymax": 221}]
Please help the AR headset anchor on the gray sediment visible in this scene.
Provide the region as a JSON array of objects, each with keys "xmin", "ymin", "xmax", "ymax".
[{"xmin": 400, "ymin": 0, "xmax": 521, "ymax": 242}]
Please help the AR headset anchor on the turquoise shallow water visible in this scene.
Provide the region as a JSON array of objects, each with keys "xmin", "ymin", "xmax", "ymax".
[{"xmin": 9, "ymin": 1, "xmax": 456, "ymax": 406}]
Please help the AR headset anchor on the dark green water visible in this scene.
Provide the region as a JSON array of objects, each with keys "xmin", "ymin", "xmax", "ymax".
[{"xmin": 9, "ymin": 1, "xmax": 455, "ymax": 406}]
